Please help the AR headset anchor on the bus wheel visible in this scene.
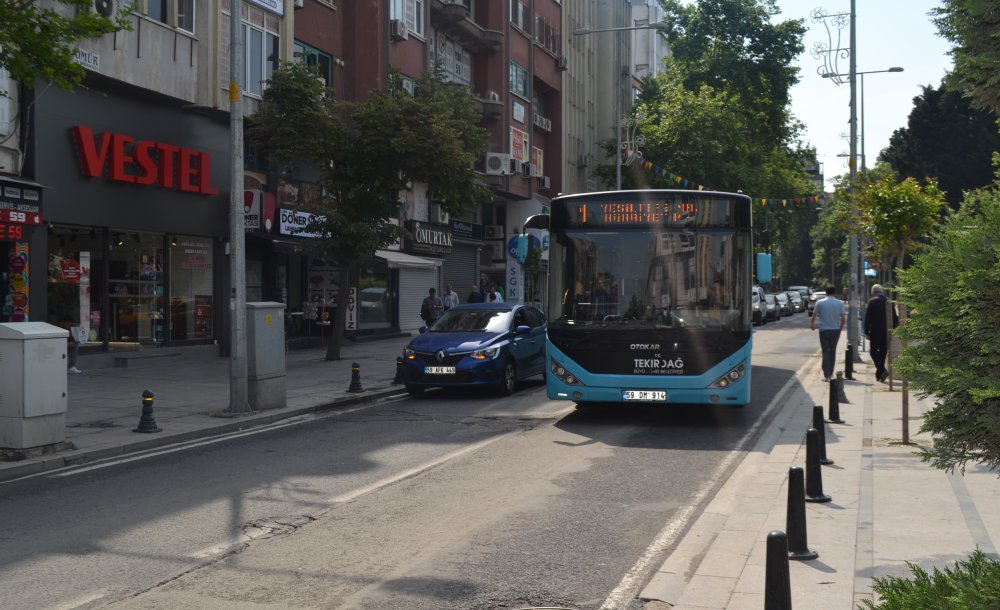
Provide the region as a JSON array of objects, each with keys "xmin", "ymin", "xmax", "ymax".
[{"xmin": 496, "ymin": 360, "xmax": 516, "ymax": 396}]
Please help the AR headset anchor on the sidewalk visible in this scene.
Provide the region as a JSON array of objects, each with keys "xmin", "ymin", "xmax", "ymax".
[
  {"xmin": 0, "ymin": 335, "xmax": 414, "ymax": 482},
  {"xmin": 640, "ymin": 358, "xmax": 1000, "ymax": 609}
]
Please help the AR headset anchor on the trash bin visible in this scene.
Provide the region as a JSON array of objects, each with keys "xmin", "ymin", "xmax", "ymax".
[
  {"xmin": 0, "ymin": 322, "xmax": 69, "ymax": 449},
  {"xmin": 246, "ymin": 302, "xmax": 287, "ymax": 410}
]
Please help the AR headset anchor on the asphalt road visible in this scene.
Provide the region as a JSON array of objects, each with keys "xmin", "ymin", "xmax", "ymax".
[{"xmin": 0, "ymin": 312, "xmax": 818, "ymax": 610}]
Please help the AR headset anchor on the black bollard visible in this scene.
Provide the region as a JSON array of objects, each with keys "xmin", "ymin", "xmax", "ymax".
[
  {"xmin": 813, "ymin": 405, "xmax": 833, "ymax": 465},
  {"xmin": 764, "ymin": 531, "xmax": 793, "ymax": 610},
  {"xmin": 828, "ymin": 375, "xmax": 845, "ymax": 424},
  {"xmin": 133, "ymin": 389, "xmax": 162, "ymax": 433},
  {"xmin": 786, "ymin": 467, "xmax": 818, "ymax": 560},
  {"xmin": 805, "ymin": 428, "xmax": 832, "ymax": 503},
  {"xmin": 835, "ymin": 372, "xmax": 850, "ymax": 403},
  {"xmin": 347, "ymin": 362, "xmax": 364, "ymax": 393},
  {"xmin": 392, "ymin": 356, "xmax": 405, "ymax": 385},
  {"xmin": 844, "ymin": 343, "xmax": 854, "ymax": 380}
]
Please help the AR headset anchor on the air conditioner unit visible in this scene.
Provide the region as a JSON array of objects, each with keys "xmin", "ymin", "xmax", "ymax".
[
  {"xmin": 485, "ymin": 90, "xmax": 500, "ymax": 103},
  {"xmin": 390, "ymin": 19, "xmax": 409, "ymax": 41},
  {"xmin": 485, "ymin": 225, "xmax": 504, "ymax": 240},
  {"xmin": 578, "ymin": 154, "xmax": 590, "ymax": 167},
  {"xmin": 484, "ymin": 152, "xmax": 511, "ymax": 176},
  {"xmin": 521, "ymin": 162, "xmax": 532, "ymax": 178},
  {"xmin": 556, "ymin": 55, "xmax": 568, "ymax": 71},
  {"xmin": 529, "ymin": 163, "xmax": 540, "ymax": 177},
  {"xmin": 293, "ymin": 0, "xmax": 304, "ymax": 8},
  {"xmin": 510, "ymin": 159, "xmax": 524, "ymax": 175},
  {"xmin": 538, "ymin": 176, "xmax": 551, "ymax": 190},
  {"xmin": 402, "ymin": 78, "xmax": 415, "ymax": 96}
]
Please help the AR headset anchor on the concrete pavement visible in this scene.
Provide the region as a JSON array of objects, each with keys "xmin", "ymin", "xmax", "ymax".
[{"xmin": 3, "ymin": 336, "xmax": 998, "ymax": 609}]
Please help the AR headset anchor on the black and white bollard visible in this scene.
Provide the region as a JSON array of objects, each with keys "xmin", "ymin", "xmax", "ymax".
[
  {"xmin": 813, "ymin": 405, "xmax": 833, "ymax": 465},
  {"xmin": 392, "ymin": 356, "xmax": 405, "ymax": 385},
  {"xmin": 828, "ymin": 375, "xmax": 845, "ymax": 424},
  {"xmin": 786, "ymin": 467, "xmax": 818, "ymax": 560},
  {"xmin": 764, "ymin": 530, "xmax": 793, "ymax": 610},
  {"xmin": 805, "ymin": 428, "xmax": 832, "ymax": 503},
  {"xmin": 133, "ymin": 389, "xmax": 162, "ymax": 433},
  {"xmin": 347, "ymin": 362, "xmax": 364, "ymax": 393},
  {"xmin": 844, "ymin": 343, "xmax": 854, "ymax": 380}
]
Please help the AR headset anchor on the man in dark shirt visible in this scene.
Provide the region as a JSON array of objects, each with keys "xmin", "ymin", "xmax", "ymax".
[
  {"xmin": 863, "ymin": 284, "xmax": 899, "ymax": 382},
  {"xmin": 467, "ymin": 284, "xmax": 484, "ymax": 303}
]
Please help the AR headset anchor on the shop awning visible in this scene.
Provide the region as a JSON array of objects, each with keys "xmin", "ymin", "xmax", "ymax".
[{"xmin": 375, "ymin": 250, "xmax": 442, "ymax": 270}]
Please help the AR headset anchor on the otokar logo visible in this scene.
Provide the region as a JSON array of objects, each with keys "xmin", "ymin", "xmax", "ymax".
[{"xmin": 630, "ymin": 343, "xmax": 661, "ymax": 350}]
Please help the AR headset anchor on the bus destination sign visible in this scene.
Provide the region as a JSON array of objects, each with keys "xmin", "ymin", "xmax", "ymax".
[{"xmin": 556, "ymin": 193, "xmax": 749, "ymax": 229}]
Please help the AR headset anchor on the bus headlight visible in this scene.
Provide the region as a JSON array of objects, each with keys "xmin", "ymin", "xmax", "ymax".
[
  {"xmin": 709, "ymin": 363, "xmax": 745, "ymax": 389},
  {"xmin": 550, "ymin": 358, "xmax": 583, "ymax": 385}
]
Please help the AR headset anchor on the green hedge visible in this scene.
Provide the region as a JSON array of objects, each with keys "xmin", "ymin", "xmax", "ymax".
[{"xmin": 858, "ymin": 550, "xmax": 1000, "ymax": 609}]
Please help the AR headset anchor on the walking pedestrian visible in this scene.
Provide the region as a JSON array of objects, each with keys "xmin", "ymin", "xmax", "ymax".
[
  {"xmin": 810, "ymin": 284, "xmax": 845, "ymax": 381},
  {"xmin": 441, "ymin": 283, "xmax": 460, "ymax": 311},
  {"xmin": 863, "ymin": 284, "xmax": 898, "ymax": 382},
  {"xmin": 420, "ymin": 287, "xmax": 444, "ymax": 326}
]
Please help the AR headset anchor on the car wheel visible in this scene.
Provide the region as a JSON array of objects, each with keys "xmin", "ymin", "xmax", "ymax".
[
  {"xmin": 496, "ymin": 360, "xmax": 516, "ymax": 396},
  {"xmin": 405, "ymin": 384, "xmax": 425, "ymax": 398}
]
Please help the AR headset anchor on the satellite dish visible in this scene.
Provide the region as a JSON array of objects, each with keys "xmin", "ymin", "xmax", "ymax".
[{"xmin": 94, "ymin": 0, "xmax": 114, "ymax": 17}]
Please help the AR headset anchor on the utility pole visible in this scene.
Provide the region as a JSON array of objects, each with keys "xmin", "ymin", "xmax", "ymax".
[
  {"xmin": 226, "ymin": 0, "xmax": 250, "ymax": 415},
  {"xmin": 846, "ymin": 0, "xmax": 860, "ymax": 361}
]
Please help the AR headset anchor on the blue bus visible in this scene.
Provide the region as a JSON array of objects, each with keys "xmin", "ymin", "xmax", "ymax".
[{"xmin": 542, "ymin": 189, "xmax": 770, "ymax": 407}]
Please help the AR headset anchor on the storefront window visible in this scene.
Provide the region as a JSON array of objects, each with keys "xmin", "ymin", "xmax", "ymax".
[
  {"xmin": 358, "ymin": 260, "xmax": 390, "ymax": 329},
  {"xmin": 108, "ymin": 231, "xmax": 164, "ymax": 346},
  {"xmin": 47, "ymin": 226, "xmax": 102, "ymax": 345},
  {"xmin": 169, "ymin": 236, "xmax": 214, "ymax": 341}
]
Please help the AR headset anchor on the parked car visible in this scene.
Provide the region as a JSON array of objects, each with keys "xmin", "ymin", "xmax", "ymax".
[
  {"xmin": 807, "ymin": 291, "xmax": 826, "ymax": 314},
  {"xmin": 786, "ymin": 290, "xmax": 804, "ymax": 313},
  {"xmin": 763, "ymin": 293, "xmax": 779, "ymax": 321},
  {"xmin": 752, "ymin": 285, "xmax": 766, "ymax": 325},
  {"xmin": 774, "ymin": 292, "xmax": 791, "ymax": 316},
  {"xmin": 401, "ymin": 303, "xmax": 547, "ymax": 397}
]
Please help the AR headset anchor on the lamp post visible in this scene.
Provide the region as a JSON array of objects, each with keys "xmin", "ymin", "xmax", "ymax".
[
  {"xmin": 823, "ymin": 67, "xmax": 904, "ymax": 172},
  {"xmin": 573, "ymin": 22, "xmax": 667, "ymax": 190}
]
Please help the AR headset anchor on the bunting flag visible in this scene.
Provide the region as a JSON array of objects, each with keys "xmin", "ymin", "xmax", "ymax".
[{"xmin": 633, "ymin": 154, "xmax": 832, "ymax": 206}]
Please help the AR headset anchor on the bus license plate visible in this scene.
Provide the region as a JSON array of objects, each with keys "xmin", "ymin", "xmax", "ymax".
[
  {"xmin": 622, "ymin": 390, "xmax": 666, "ymax": 402},
  {"xmin": 425, "ymin": 366, "xmax": 456, "ymax": 375}
]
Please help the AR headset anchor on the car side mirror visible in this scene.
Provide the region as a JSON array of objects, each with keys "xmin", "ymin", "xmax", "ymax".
[
  {"xmin": 419, "ymin": 326, "xmax": 428, "ymax": 334},
  {"xmin": 514, "ymin": 325, "xmax": 531, "ymax": 335}
]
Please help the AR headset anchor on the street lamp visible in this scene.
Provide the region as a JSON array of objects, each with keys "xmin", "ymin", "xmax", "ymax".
[
  {"xmin": 573, "ymin": 21, "xmax": 668, "ymax": 190},
  {"xmin": 823, "ymin": 67, "xmax": 903, "ymax": 171}
]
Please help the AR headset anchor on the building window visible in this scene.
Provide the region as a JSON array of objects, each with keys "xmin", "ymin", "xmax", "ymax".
[
  {"xmin": 509, "ymin": 61, "xmax": 529, "ymax": 99},
  {"xmin": 392, "ymin": 0, "xmax": 424, "ymax": 37},
  {"xmin": 294, "ymin": 42, "xmax": 333, "ymax": 92},
  {"xmin": 169, "ymin": 236, "xmax": 214, "ymax": 341},
  {"xmin": 510, "ymin": 0, "xmax": 529, "ymax": 33},
  {"xmin": 144, "ymin": 0, "xmax": 195, "ymax": 33},
  {"xmin": 177, "ymin": 0, "xmax": 195, "ymax": 32},
  {"xmin": 432, "ymin": 33, "xmax": 471, "ymax": 85},
  {"xmin": 534, "ymin": 15, "xmax": 559, "ymax": 54},
  {"xmin": 243, "ymin": 4, "xmax": 280, "ymax": 97}
]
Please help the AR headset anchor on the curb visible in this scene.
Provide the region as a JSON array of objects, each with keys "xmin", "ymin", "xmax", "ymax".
[{"xmin": 0, "ymin": 386, "xmax": 406, "ymax": 483}]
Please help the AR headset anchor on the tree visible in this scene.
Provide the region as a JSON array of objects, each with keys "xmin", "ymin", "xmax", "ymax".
[
  {"xmin": 881, "ymin": 83, "xmax": 1000, "ymax": 209},
  {"xmin": 848, "ymin": 169, "xmax": 947, "ymax": 287},
  {"xmin": 932, "ymin": 0, "xmax": 1000, "ymax": 116},
  {"xmin": 249, "ymin": 62, "xmax": 488, "ymax": 360},
  {"xmin": 895, "ymin": 186, "xmax": 1000, "ymax": 473},
  {"xmin": 0, "ymin": 0, "xmax": 131, "ymax": 92}
]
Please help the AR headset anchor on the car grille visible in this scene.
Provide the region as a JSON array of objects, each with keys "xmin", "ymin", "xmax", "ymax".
[{"xmin": 413, "ymin": 351, "xmax": 468, "ymax": 366}]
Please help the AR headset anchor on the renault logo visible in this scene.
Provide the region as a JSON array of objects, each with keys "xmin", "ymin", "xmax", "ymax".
[{"xmin": 436, "ymin": 350, "xmax": 447, "ymax": 363}]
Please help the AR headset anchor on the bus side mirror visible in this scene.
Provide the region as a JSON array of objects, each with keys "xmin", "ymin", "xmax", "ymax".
[{"xmin": 756, "ymin": 253, "xmax": 772, "ymax": 284}]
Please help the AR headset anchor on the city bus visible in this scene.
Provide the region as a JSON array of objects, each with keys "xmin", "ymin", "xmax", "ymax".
[{"xmin": 542, "ymin": 189, "xmax": 771, "ymax": 407}]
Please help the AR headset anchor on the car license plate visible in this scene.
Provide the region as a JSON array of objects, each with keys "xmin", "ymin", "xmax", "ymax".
[
  {"xmin": 424, "ymin": 366, "xmax": 456, "ymax": 375},
  {"xmin": 622, "ymin": 390, "xmax": 666, "ymax": 401}
]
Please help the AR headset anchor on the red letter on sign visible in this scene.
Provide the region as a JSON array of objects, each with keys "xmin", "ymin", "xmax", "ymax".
[
  {"xmin": 72, "ymin": 126, "xmax": 112, "ymax": 178},
  {"xmin": 110, "ymin": 134, "xmax": 136, "ymax": 183},
  {"xmin": 178, "ymin": 148, "xmax": 199, "ymax": 192},
  {"xmin": 157, "ymin": 143, "xmax": 180, "ymax": 189},
  {"xmin": 133, "ymin": 140, "xmax": 158, "ymax": 185},
  {"xmin": 198, "ymin": 151, "xmax": 219, "ymax": 195}
]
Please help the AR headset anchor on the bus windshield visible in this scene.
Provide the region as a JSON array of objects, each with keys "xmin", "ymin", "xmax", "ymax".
[{"xmin": 548, "ymin": 227, "xmax": 751, "ymax": 333}]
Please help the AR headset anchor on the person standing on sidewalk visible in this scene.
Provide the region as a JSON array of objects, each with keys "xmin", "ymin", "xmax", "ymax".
[
  {"xmin": 467, "ymin": 284, "xmax": 485, "ymax": 303},
  {"xmin": 863, "ymin": 284, "xmax": 899, "ymax": 382},
  {"xmin": 420, "ymin": 288, "xmax": 443, "ymax": 327},
  {"xmin": 811, "ymin": 284, "xmax": 845, "ymax": 381},
  {"xmin": 441, "ymin": 284, "xmax": 460, "ymax": 311}
]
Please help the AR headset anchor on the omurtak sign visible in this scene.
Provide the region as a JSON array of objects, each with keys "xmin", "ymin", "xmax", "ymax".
[{"xmin": 71, "ymin": 125, "xmax": 220, "ymax": 195}]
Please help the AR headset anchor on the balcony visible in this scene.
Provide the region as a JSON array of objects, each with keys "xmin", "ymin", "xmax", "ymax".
[{"xmin": 431, "ymin": 0, "xmax": 503, "ymax": 53}]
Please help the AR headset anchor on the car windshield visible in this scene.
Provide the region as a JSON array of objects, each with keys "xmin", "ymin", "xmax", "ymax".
[
  {"xmin": 765, "ymin": 294, "xmax": 775, "ymax": 304},
  {"xmin": 430, "ymin": 309, "xmax": 512, "ymax": 333},
  {"xmin": 776, "ymin": 294, "xmax": 788, "ymax": 303}
]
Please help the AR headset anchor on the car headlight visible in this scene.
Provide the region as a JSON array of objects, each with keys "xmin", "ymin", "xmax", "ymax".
[
  {"xmin": 753, "ymin": 304, "xmax": 761, "ymax": 311},
  {"xmin": 709, "ymin": 362, "xmax": 745, "ymax": 389},
  {"xmin": 472, "ymin": 347, "xmax": 500, "ymax": 360},
  {"xmin": 404, "ymin": 348, "xmax": 416, "ymax": 359}
]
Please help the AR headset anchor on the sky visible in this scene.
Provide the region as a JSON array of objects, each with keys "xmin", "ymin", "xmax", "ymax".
[{"xmin": 772, "ymin": 0, "xmax": 955, "ymax": 192}]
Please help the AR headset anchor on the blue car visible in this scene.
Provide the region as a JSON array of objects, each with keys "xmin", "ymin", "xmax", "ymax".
[{"xmin": 402, "ymin": 302, "xmax": 547, "ymax": 396}]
